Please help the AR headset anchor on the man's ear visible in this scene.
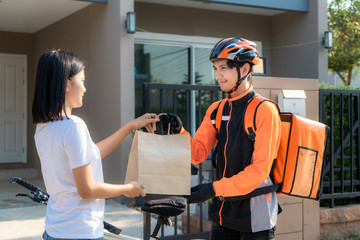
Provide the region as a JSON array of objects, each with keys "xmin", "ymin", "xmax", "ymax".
[{"xmin": 241, "ymin": 63, "xmax": 251, "ymax": 77}]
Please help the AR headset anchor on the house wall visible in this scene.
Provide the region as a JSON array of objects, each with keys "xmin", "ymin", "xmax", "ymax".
[
  {"xmin": 135, "ymin": 2, "xmax": 273, "ymax": 75},
  {"xmin": 135, "ymin": 0, "xmax": 328, "ymax": 83},
  {"xmin": 30, "ymin": 0, "xmax": 135, "ymax": 184},
  {"xmin": 0, "ymin": 31, "xmax": 37, "ymax": 170},
  {"xmin": 271, "ymin": 0, "xmax": 328, "ymax": 83}
]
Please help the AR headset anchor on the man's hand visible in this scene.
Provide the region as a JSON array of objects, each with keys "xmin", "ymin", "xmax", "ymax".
[
  {"xmin": 158, "ymin": 113, "xmax": 183, "ymax": 134},
  {"xmin": 185, "ymin": 183, "xmax": 215, "ymax": 204}
]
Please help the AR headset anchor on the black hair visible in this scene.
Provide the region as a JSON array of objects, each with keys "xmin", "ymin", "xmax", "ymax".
[
  {"xmin": 226, "ymin": 60, "xmax": 253, "ymax": 82},
  {"xmin": 32, "ymin": 50, "xmax": 85, "ymax": 123}
]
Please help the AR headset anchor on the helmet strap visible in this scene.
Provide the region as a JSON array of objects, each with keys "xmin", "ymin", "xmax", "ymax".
[{"xmin": 226, "ymin": 65, "xmax": 249, "ymax": 94}]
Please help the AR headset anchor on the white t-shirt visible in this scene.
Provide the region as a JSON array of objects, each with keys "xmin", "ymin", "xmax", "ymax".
[{"xmin": 34, "ymin": 115, "xmax": 105, "ymax": 239}]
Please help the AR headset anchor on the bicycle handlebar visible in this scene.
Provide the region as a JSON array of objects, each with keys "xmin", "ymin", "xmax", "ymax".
[
  {"xmin": 9, "ymin": 177, "xmax": 49, "ymax": 204},
  {"xmin": 9, "ymin": 177, "xmax": 43, "ymax": 192},
  {"xmin": 9, "ymin": 177, "xmax": 121, "ymax": 235},
  {"xmin": 103, "ymin": 221, "xmax": 121, "ymax": 235}
]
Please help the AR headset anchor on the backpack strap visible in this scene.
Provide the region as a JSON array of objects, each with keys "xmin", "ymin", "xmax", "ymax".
[
  {"xmin": 212, "ymin": 100, "xmax": 227, "ymax": 169},
  {"xmin": 244, "ymin": 95, "xmax": 280, "ymax": 141},
  {"xmin": 215, "ymin": 100, "xmax": 226, "ymax": 138},
  {"xmin": 244, "ymin": 95, "xmax": 267, "ymax": 141},
  {"xmin": 219, "ymin": 183, "xmax": 280, "ymax": 202}
]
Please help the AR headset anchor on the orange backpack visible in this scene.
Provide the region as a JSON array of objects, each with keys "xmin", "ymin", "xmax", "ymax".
[{"xmin": 214, "ymin": 95, "xmax": 329, "ymax": 200}]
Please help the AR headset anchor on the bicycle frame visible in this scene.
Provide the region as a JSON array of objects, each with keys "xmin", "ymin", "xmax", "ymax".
[{"xmin": 103, "ymin": 232, "xmax": 139, "ymax": 240}]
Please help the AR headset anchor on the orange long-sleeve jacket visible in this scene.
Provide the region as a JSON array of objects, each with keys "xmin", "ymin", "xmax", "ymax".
[{"xmin": 181, "ymin": 86, "xmax": 281, "ymax": 232}]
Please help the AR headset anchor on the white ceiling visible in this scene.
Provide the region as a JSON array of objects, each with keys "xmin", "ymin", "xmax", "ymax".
[
  {"xmin": 0, "ymin": 0, "xmax": 92, "ymax": 33},
  {"xmin": 0, "ymin": 0, "xmax": 284, "ymax": 34}
]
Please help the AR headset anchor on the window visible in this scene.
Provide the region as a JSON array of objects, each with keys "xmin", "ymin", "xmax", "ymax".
[
  {"xmin": 134, "ymin": 33, "xmax": 262, "ymax": 133},
  {"xmin": 134, "ymin": 33, "xmax": 218, "ymax": 132},
  {"xmin": 135, "ymin": 43, "xmax": 190, "ymax": 118}
]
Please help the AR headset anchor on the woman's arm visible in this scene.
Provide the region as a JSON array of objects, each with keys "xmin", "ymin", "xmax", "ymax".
[
  {"xmin": 73, "ymin": 163, "xmax": 145, "ymax": 199},
  {"xmin": 96, "ymin": 113, "xmax": 159, "ymax": 159}
]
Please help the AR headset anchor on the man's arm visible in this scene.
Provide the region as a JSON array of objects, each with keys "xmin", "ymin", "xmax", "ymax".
[{"xmin": 181, "ymin": 102, "xmax": 219, "ymax": 165}]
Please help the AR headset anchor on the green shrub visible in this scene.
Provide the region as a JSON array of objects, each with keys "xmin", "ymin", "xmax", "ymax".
[
  {"xmin": 321, "ymin": 231, "xmax": 360, "ymax": 240},
  {"xmin": 319, "ymin": 82, "xmax": 360, "ymax": 90}
]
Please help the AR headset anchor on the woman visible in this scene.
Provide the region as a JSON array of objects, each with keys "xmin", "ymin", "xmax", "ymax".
[{"xmin": 32, "ymin": 49, "xmax": 159, "ymax": 240}]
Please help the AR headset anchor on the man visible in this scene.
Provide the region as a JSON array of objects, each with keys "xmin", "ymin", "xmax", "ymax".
[{"xmin": 161, "ymin": 37, "xmax": 281, "ymax": 240}]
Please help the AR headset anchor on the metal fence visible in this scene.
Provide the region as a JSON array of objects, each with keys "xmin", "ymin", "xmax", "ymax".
[
  {"xmin": 141, "ymin": 83, "xmax": 224, "ymax": 240},
  {"xmin": 319, "ymin": 89, "xmax": 360, "ymax": 208}
]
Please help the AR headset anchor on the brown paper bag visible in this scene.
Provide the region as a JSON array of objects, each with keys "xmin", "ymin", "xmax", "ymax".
[{"xmin": 125, "ymin": 130, "xmax": 191, "ymax": 195}]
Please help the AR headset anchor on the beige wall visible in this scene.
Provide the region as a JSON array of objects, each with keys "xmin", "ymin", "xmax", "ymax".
[
  {"xmin": 253, "ymin": 76, "xmax": 320, "ymax": 240},
  {"xmin": 135, "ymin": 2, "xmax": 273, "ymax": 75},
  {"xmin": 0, "ymin": 31, "xmax": 37, "ymax": 170},
  {"xmin": 253, "ymin": 76, "xmax": 319, "ymax": 121},
  {"xmin": 31, "ymin": 0, "xmax": 135, "ymax": 185},
  {"xmin": 271, "ymin": 0, "xmax": 329, "ymax": 82},
  {"xmin": 135, "ymin": 0, "xmax": 328, "ymax": 83}
]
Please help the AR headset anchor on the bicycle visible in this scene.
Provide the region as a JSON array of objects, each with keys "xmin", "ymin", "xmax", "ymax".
[{"xmin": 9, "ymin": 177, "xmax": 186, "ymax": 240}]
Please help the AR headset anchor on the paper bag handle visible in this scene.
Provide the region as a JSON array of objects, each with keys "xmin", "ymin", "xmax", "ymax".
[{"xmin": 158, "ymin": 113, "xmax": 171, "ymax": 135}]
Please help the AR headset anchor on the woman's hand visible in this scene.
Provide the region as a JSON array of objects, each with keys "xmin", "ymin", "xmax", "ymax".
[
  {"xmin": 131, "ymin": 113, "xmax": 159, "ymax": 133},
  {"xmin": 125, "ymin": 181, "xmax": 146, "ymax": 198},
  {"xmin": 73, "ymin": 164, "xmax": 147, "ymax": 199},
  {"xmin": 96, "ymin": 113, "xmax": 159, "ymax": 159}
]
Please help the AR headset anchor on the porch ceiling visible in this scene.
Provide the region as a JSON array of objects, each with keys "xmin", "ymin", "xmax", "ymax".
[
  {"xmin": 0, "ymin": 0, "xmax": 284, "ymax": 34},
  {"xmin": 0, "ymin": 0, "xmax": 92, "ymax": 33},
  {"xmin": 135, "ymin": 0, "xmax": 284, "ymax": 16}
]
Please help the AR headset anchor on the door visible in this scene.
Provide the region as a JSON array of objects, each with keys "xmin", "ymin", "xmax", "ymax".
[{"xmin": 0, "ymin": 54, "xmax": 27, "ymax": 163}]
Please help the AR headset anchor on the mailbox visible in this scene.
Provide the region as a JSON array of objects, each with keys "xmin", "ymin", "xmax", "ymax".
[{"xmin": 277, "ymin": 90, "xmax": 306, "ymax": 117}]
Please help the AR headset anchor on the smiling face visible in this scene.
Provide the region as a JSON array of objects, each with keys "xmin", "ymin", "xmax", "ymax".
[
  {"xmin": 64, "ymin": 69, "xmax": 86, "ymax": 114},
  {"xmin": 213, "ymin": 59, "xmax": 251, "ymax": 97},
  {"xmin": 213, "ymin": 59, "xmax": 238, "ymax": 93}
]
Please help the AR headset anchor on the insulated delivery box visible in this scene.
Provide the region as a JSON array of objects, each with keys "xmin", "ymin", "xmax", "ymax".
[{"xmin": 215, "ymin": 95, "xmax": 329, "ymax": 200}]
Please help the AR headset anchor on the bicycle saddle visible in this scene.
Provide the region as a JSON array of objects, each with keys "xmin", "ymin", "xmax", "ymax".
[{"xmin": 141, "ymin": 196, "xmax": 186, "ymax": 217}]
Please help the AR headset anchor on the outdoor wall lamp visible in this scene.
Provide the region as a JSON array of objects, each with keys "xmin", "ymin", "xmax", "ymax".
[
  {"xmin": 126, "ymin": 12, "xmax": 136, "ymax": 34},
  {"xmin": 323, "ymin": 30, "xmax": 333, "ymax": 49}
]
